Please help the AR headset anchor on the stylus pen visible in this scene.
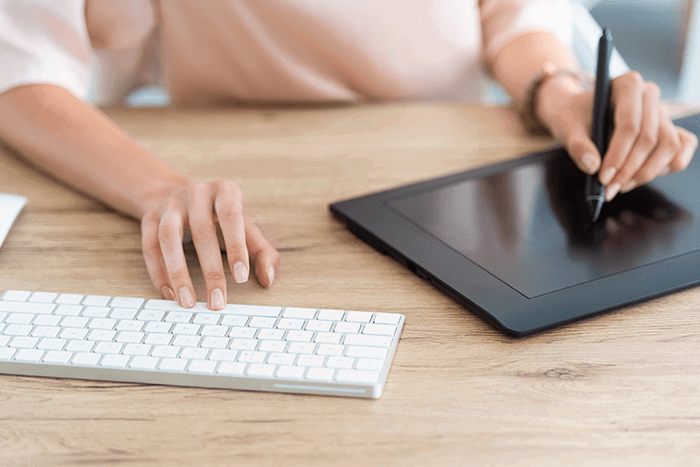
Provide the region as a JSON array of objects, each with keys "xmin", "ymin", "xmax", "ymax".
[{"xmin": 585, "ymin": 28, "xmax": 614, "ymax": 223}]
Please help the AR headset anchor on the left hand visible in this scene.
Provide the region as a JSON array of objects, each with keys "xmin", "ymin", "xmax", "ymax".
[{"xmin": 538, "ymin": 71, "xmax": 698, "ymax": 201}]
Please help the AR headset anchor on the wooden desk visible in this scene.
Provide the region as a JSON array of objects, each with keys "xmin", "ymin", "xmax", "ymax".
[{"xmin": 2, "ymin": 104, "xmax": 700, "ymax": 466}]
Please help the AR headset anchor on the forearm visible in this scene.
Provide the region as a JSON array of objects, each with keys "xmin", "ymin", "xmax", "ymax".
[
  {"xmin": 0, "ymin": 84, "xmax": 188, "ymax": 220},
  {"xmin": 488, "ymin": 30, "xmax": 580, "ymax": 105}
]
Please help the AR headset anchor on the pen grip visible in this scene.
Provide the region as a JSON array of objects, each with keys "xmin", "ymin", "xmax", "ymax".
[{"xmin": 591, "ymin": 29, "xmax": 614, "ymax": 158}]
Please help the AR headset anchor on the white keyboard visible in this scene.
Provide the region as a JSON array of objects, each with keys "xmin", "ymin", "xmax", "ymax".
[{"xmin": 0, "ymin": 291, "xmax": 404, "ymax": 399}]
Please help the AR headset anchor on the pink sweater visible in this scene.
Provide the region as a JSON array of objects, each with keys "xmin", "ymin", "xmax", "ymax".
[{"xmin": 0, "ymin": 0, "xmax": 573, "ymax": 106}]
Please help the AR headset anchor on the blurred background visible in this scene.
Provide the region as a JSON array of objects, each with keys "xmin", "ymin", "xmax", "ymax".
[{"xmin": 125, "ymin": 0, "xmax": 700, "ymax": 107}]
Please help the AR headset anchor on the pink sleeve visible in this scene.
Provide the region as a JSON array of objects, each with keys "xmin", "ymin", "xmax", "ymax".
[
  {"xmin": 480, "ymin": 0, "xmax": 574, "ymax": 63},
  {"xmin": 0, "ymin": 0, "xmax": 92, "ymax": 99}
]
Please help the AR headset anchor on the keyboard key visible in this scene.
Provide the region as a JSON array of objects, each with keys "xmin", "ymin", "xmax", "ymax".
[
  {"xmin": 87, "ymin": 330, "xmax": 117, "ymax": 342},
  {"xmin": 257, "ymin": 329, "xmax": 284, "ymax": 340},
  {"xmin": 33, "ymin": 315, "xmax": 61, "ymax": 326},
  {"xmin": 60, "ymin": 316, "xmax": 89, "ymax": 328},
  {"xmin": 144, "ymin": 333, "xmax": 172, "ymax": 346},
  {"xmin": 229, "ymin": 327, "xmax": 256, "ymax": 339},
  {"xmin": 230, "ymin": 338, "xmax": 257, "ymax": 350},
  {"xmin": 317, "ymin": 309, "xmax": 344, "ymax": 321},
  {"xmin": 10, "ymin": 336, "xmax": 39, "ymax": 348},
  {"xmin": 306, "ymin": 367, "xmax": 334, "ymax": 382},
  {"xmin": 336, "ymin": 370, "xmax": 379, "ymax": 384},
  {"xmin": 82, "ymin": 306, "xmax": 110, "ymax": 318},
  {"xmin": 173, "ymin": 323, "xmax": 200, "ymax": 335},
  {"xmin": 144, "ymin": 321, "xmax": 172, "ymax": 333},
  {"xmin": 100, "ymin": 354, "xmax": 130, "ymax": 368},
  {"xmin": 29, "ymin": 292, "xmax": 57, "ymax": 303},
  {"xmin": 83, "ymin": 295, "xmax": 111, "ymax": 307},
  {"xmin": 267, "ymin": 352, "xmax": 295, "ymax": 365},
  {"xmin": 326, "ymin": 356, "xmax": 354, "ymax": 369},
  {"xmin": 209, "ymin": 349, "xmax": 238, "ymax": 361},
  {"xmin": 220, "ymin": 315, "xmax": 248, "ymax": 327},
  {"xmin": 123, "ymin": 344, "xmax": 152, "ymax": 356},
  {"xmin": 111, "ymin": 308, "xmax": 139, "ymax": 320},
  {"xmin": 3, "ymin": 324, "xmax": 32, "ymax": 336},
  {"xmin": 277, "ymin": 319, "xmax": 304, "ymax": 330},
  {"xmin": 59, "ymin": 327, "xmax": 88, "ymax": 340},
  {"xmin": 37, "ymin": 338, "xmax": 66, "ymax": 350},
  {"xmin": 193, "ymin": 313, "xmax": 221, "ymax": 325},
  {"xmin": 285, "ymin": 331, "xmax": 313, "ymax": 342},
  {"xmin": 343, "ymin": 334, "xmax": 392, "ymax": 347},
  {"xmin": 55, "ymin": 305, "xmax": 82, "ymax": 316},
  {"xmin": 116, "ymin": 320, "xmax": 144, "ymax": 332},
  {"xmin": 55, "ymin": 293, "xmax": 84, "ymax": 305},
  {"xmin": 374, "ymin": 313, "xmax": 401, "ymax": 325},
  {"xmin": 88, "ymin": 318, "xmax": 116, "ymax": 330},
  {"xmin": 188, "ymin": 360, "xmax": 217, "ymax": 373},
  {"xmin": 130, "ymin": 356, "xmax": 158, "ymax": 370},
  {"xmin": 333, "ymin": 322, "xmax": 360, "ymax": 334},
  {"xmin": 258, "ymin": 340, "xmax": 286, "ymax": 353},
  {"xmin": 283, "ymin": 308, "xmax": 316, "ymax": 319},
  {"xmin": 345, "ymin": 346, "xmax": 388, "ymax": 359},
  {"xmin": 181, "ymin": 347, "xmax": 208, "ymax": 360},
  {"xmin": 305, "ymin": 320, "xmax": 332, "ymax": 332},
  {"xmin": 2, "ymin": 290, "xmax": 31, "ymax": 302},
  {"xmin": 0, "ymin": 302, "xmax": 54, "ymax": 314},
  {"xmin": 166, "ymin": 311, "xmax": 193, "ymax": 323},
  {"xmin": 137, "ymin": 309, "xmax": 165, "ymax": 321},
  {"xmin": 222, "ymin": 304, "xmax": 281, "ymax": 317},
  {"xmin": 314, "ymin": 332, "xmax": 342, "ymax": 344},
  {"xmin": 345, "ymin": 311, "xmax": 372, "ymax": 323},
  {"xmin": 276, "ymin": 365, "xmax": 305, "ymax": 380},
  {"xmin": 248, "ymin": 317, "xmax": 277, "ymax": 328},
  {"xmin": 201, "ymin": 337, "xmax": 228, "ymax": 349},
  {"xmin": 200, "ymin": 325, "xmax": 227, "ymax": 337},
  {"xmin": 43, "ymin": 350, "xmax": 73, "ymax": 364},
  {"xmin": 173, "ymin": 335, "xmax": 200, "ymax": 347},
  {"xmin": 152, "ymin": 345, "xmax": 180, "ymax": 358},
  {"xmin": 15, "ymin": 349, "xmax": 44, "ymax": 362},
  {"xmin": 362, "ymin": 324, "xmax": 396, "ymax": 336},
  {"xmin": 159, "ymin": 358, "xmax": 188, "ymax": 372},
  {"xmin": 0, "ymin": 348, "xmax": 16, "ymax": 360},
  {"xmin": 246, "ymin": 363, "xmax": 275, "ymax": 378},
  {"xmin": 316, "ymin": 344, "xmax": 344, "ymax": 356},
  {"xmin": 6, "ymin": 313, "xmax": 34, "ymax": 325},
  {"xmin": 356, "ymin": 358, "xmax": 384, "ymax": 371},
  {"xmin": 110, "ymin": 297, "xmax": 144, "ymax": 309},
  {"xmin": 217, "ymin": 362, "xmax": 245, "ymax": 376},
  {"xmin": 72, "ymin": 352, "xmax": 101, "ymax": 366},
  {"xmin": 94, "ymin": 342, "xmax": 123, "ymax": 354},
  {"xmin": 238, "ymin": 351, "xmax": 266, "ymax": 364},
  {"xmin": 66, "ymin": 340, "xmax": 94, "ymax": 353},
  {"xmin": 116, "ymin": 331, "xmax": 145, "ymax": 343},
  {"xmin": 287, "ymin": 343, "xmax": 315, "ymax": 354},
  {"xmin": 296, "ymin": 355, "xmax": 324, "ymax": 367}
]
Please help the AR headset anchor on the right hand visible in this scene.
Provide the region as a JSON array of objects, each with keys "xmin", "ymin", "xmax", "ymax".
[{"xmin": 140, "ymin": 179, "xmax": 279, "ymax": 310}]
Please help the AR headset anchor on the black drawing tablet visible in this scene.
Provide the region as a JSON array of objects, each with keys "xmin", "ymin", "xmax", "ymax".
[{"xmin": 330, "ymin": 113, "xmax": 700, "ymax": 336}]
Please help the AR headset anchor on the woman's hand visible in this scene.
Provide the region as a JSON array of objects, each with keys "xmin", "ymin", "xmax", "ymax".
[
  {"xmin": 140, "ymin": 179, "xmax": 279, "ymax": 310},
  {"xmin": 538, "ymin": 71, "xmax": 698, "ymax": 200}
]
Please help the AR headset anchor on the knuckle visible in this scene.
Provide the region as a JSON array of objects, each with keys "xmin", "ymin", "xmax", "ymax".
[
  {"xmin": 168, "ymin": 269, "xmax": 189, "ymax": 284},
  {"xmin": 626, "ymin": 71, "xmax": 644, "ymax": 87},
  {"xmin": 204, "ymin": 270, "xmax": 226, "ymax": 283},
  {"xmin": 620, "ymin": 119, "xmax": 641, "ymax": 137},
  {"xmin": 644, "ymin": 81, "xmax": 661, "ymax": 99},
  {"xmin": 216, "ymin": 179, "xmax": 243, "ymax": 198},
  {"xmin": 638, "ymin": 129, "xmax": 657, "ymax": 148},
  {"xmin": 158, "ymin": 223, "xmax": 180, "ymax": 244}
]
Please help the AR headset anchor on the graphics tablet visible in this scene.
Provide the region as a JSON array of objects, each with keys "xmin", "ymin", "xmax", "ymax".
[{"xmin": 330, "ymin": 113, "xmax": 700, "ymax": 337}]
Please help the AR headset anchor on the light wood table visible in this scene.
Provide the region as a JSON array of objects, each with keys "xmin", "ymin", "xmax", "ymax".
[{"xmin": 2, "ymin": 104, "xmax": 700, "ymax": 466}]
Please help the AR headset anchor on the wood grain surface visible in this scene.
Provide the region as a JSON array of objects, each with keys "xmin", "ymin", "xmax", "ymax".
[{"xmin": 2, "ymin": 103, "xmax": 700, "ymax": 466}]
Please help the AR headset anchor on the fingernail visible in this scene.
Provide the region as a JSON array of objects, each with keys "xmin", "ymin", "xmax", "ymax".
[
  {"xmin": 621, "ymin": 180, "xmax": 637, "ymax": 193},
  {"xmin": 210, "ymin": 288, "xmax": 225, "ymax": 310},
  {"xmin": 600, "ymin": 167, "xmax": 616, "ymax": 185},
  {"xmin": 582, "ymin": 152, "xmax": 598, "ymax": 173},
  {"xmin": 161, "ymin": 286, "xmax": 175, "ymax": 301},
  {"xmin": 606, "ymin": 182, "xmax": 621, "ymax": 201},
  {"xmin": 233, "ymin": 261, "xmax": 248, "ymax": 284},
  {"xmin": 179, "ymin": 287, "xmax": 194, "ymax": 308},
  {"xmin": 267, "ymin": 266, "xmax": 275, "ymax": 287}
]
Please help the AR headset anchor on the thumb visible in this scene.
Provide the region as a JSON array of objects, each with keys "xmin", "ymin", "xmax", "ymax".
[{"xmin": 565, "ymin": 127, "xmax": 601, "ymax": 175}]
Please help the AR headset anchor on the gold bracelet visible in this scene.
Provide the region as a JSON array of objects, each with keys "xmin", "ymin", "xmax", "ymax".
[{"xmin": 518, "ymin": 62, "xmax": 592, "ymax": 136}]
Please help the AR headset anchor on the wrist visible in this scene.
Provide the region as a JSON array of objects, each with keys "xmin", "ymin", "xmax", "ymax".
[{"xmin": 519, "ymin": 62, "xmax": 591, "ymax": 136}]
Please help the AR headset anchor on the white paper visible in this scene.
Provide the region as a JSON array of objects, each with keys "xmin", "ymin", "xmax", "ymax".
[{"xmin": 0, "ymin": 193, "xmax": 27, "ymax": 249}]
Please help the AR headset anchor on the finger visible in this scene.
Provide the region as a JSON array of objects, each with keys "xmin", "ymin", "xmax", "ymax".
[
  {"xmin": 668, "ymin": 127, "xmax": 698, "ymax": 174},
  {"xmin": 245, "ymin": 217, "xmax": 280, "ymax": 288},
  {"xmin": 608, "ymin": 82, "xmax": 661, "ymax": 196},
  {"xmin": 213, "ymin": 180, "xmax": 249, "ymax": 284},
  {"xmin": 158, "ymin": 208, "xmax": 196, "ymax": 308},
  {"xmin": 141, "ymin": 212, "xmax": 175, "ymax": 301},
  {"xmin": 565, "ymin": 125, "xmax": 601, "ymax": 175},
  {"xmin": 188, "ymin": 183, "xmax": 227, "ymax": 310},
  {"xmin": 624, "ymin": 115, "xmax": 682, "ymax": 191},
  {"xmin": 598, "ymin": 72, "xmax": 645, "ymax": 188}
]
